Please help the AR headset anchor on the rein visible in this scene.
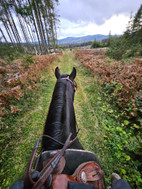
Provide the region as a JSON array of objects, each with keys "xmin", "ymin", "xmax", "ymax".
[
  {"xmin": 33, "ymin": 131, "xmax": 80, "ymax": 170},
  {"xmin": 42, "ymin": 129, "xmax": 80, "ymax": 147},
  {"xmin": 24, "ymin": 133, "xmax": 73, "ymax": 189}
]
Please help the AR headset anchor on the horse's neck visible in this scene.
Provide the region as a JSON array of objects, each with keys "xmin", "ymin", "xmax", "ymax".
[
  {"xmin": 42, "ymin": 81, "xmax": 83, "ymax": 151},
  {"xmin": 46, "ymin": 82, "xmax": 76, "ymax": 136}
]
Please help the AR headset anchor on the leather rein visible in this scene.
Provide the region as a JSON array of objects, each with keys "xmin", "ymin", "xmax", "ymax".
[{"xmin": 24, "ymin": 132, "xmax": 80, "ymax": 189}]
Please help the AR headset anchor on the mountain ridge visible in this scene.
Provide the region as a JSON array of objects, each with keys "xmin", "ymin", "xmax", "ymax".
[{"xmin": 58, "ymin": 34, "xmax": 109, "ymax": 44}]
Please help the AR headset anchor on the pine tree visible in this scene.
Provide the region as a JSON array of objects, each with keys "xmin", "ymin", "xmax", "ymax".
[
  {"xmin": 124, "ymin": 5, "xmax": 142, "ymax": 44},
  {"xmin": 0, "ymin": 0, "xmax": 59, "ymax": 54},
  {"xmin": 132, "ymin": 4, "xmax": 142, "ymax": 43}
]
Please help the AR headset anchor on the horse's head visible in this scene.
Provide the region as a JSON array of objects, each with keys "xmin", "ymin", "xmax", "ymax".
[
  {"xmin": 55, "ymin": 66, "xmax": 77, "ymax": 91},
  {"xmin": 54, "ymin": 67, "xmax": 77, "ymax": 101}
]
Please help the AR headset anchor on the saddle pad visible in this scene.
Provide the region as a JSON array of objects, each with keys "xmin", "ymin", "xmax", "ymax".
[{"xmin": 37, "ymin": 149, "xmax": 101, "ymax": 175}]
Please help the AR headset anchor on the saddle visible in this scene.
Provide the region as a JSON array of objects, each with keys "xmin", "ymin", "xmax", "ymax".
[
  {"xmin": 52, "ymin": 161, "xmax": 104, "ymax": 189},
  {"xmin": 24, "ymin": 134, "xmax": 105, "ymax": 189}
]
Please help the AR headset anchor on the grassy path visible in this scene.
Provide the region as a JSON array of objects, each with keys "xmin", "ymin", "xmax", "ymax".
[
  {"xmin": 1, "ymin": 52, "xmax": 139, "ymax": 188},
  {"xmin": 1, "ymin": 52, "xmax": 107, "ymax": 188}
]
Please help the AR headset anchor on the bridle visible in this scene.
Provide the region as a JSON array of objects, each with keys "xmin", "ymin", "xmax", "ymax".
[{"xmin": 61, "ymin": 76, "xmax": 77, "ymax": 91}]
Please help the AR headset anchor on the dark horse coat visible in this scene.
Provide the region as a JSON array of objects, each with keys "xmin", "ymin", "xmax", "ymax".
[{"xmin": 42, "ymin": 67, "xmax": 83, "ymax": 151}]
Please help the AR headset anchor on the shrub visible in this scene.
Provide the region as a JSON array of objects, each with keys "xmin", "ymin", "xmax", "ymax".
[
  {"xmin": 91, "ymin": 40, "xmax": 101, "ymax": 48},
  {"xmin": 0, "ymin": 43, "xmax": 25, "ymax": 61},
  {"xmin": 91, "ymin": 40, "xmax": 107, "ymax": 48},
  {"xmin": 22, "ymin": 55, "xmax": 35, "ymax": 68},
  {"xmin": 106, "ymin": 36, "xmax": 127, "ymax": 60}
]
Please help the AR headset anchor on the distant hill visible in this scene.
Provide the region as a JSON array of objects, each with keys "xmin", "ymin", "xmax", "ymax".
[{"xmin": 58, "ymin": 34, "xmax": 109, "ymax": 44}]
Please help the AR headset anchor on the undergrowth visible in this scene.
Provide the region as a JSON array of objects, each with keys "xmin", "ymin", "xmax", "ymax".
[
  {"xmin": 0, "ymin": 55, "xmax": 59, "ymax": 188},
  {"xmin": 0, "ymin": 54, "xmax": 58, "ymax": 116},
  {"xmin": 74, "ymin": 50, "xmax": 142, "ymax": 188},
  {"xmin": 0, "ymin": 44, "xmax": 25, "ymax": 62},
  {"xmin": 0, "ymin": 74, "xmax": 53, "ymax": 188}
]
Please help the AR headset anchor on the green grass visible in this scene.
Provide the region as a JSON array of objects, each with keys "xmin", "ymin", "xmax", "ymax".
[
  {"xmin": 0, "ymin": 52, "xmax": 141, "ymax": 188},
  {"xmin": 0, "ymin": 65, "xmax": 55, "ymax": 188}
]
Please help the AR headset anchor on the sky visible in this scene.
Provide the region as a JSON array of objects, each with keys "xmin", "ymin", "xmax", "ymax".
[{"xmin": 57, "ymin": 0, "xmax": 141, "ymax": 39}]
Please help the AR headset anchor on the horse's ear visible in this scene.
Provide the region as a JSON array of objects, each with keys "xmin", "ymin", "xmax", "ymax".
[
  {"xmin": 55, "ymin": 67, "xmax": 61, "ymax": 79},
  {"xmin": 69, "ymin": 67, "xmax": 76, "ymax": 81}
]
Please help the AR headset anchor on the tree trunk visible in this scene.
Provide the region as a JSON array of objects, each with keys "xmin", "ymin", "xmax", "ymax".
[
  {"xmin": 2, "ymin": 19, "xmax": 15, "ymax": 46},
  {"xmin": 33, "ymin": 0, "xmax": 45, "ymax": 54},
  {"xmin": 8, "ymin": 8, "xmax": 22, "ymax": 45},
  {"xmin": 36, "ymin": 0, "xmax": 48, "ymax": 53},
  {"xmin": 0, "ymin": 28, "xmax": 8, "ymax": 43},
  {"xmin": 28, "ymin": 0, "xmax": 42, "ymax": 54},
  {"xmin": 4, "ymin": 6, "xmax": 20, "ymax": 46}
]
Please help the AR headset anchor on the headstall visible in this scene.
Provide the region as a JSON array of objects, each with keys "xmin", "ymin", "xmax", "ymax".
[{"xmin": 61, "ymin": 76, "xmax": 77, "ymax": 90}]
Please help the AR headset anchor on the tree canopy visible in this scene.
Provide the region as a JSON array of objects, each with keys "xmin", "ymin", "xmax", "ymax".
[
  {"xmin": 124, "ymin": 4, "xmax": 142, "ymax": 44},
  {"xmin": 0, "ymin": 0, "xmax": 59, "ymax": 54},
  {"xmin": 107, "ymin": 4, "xmax": 142, "ymax": 59}
]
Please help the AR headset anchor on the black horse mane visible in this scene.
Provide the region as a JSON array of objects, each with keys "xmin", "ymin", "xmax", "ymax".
[{"xmin": 42, "ymin": 76, "xmax": 77, "ymax": 151}]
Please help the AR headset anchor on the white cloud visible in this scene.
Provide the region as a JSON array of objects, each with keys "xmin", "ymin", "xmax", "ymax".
[
  {"xmin": 57, "ymin": 14, "xmax": 130, "ymax": 39},
  {"xmin": 57, "ymin": 0, "xmax": 141, "ymax": 39}
]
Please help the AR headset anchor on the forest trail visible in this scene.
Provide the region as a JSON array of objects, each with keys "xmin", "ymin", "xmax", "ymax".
[
  {"xmin": 2, "ymin": 52, "xmax": 140, "ymax": 188},
  {"xmin": 1, "ymin": 52, "xmax": 107, "ymax": 188}
]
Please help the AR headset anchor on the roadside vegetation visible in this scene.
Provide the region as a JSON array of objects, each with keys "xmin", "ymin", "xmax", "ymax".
[
  {"xmin": 0, "ymin": 50, "xmax": 59, "ymax": 116},
  {"xmin": 74, "ymin": 48, "xmax": 142, "ymax": 188},
  {"xmin": 0, "ymin": 52, "xmax": 60, "ymax": 188},
  {"xmin": 0, "ymin": 44, "xmax": 25, "ymax": 62}
]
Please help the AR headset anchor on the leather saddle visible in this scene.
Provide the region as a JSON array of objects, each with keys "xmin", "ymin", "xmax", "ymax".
[
  {"xmin": 36, "ymin": 149, "xmax": 105, "ymax": 189},
  {"xmin": 11, "ymin": 149, "xmax": 105, "ymax": 189}
]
